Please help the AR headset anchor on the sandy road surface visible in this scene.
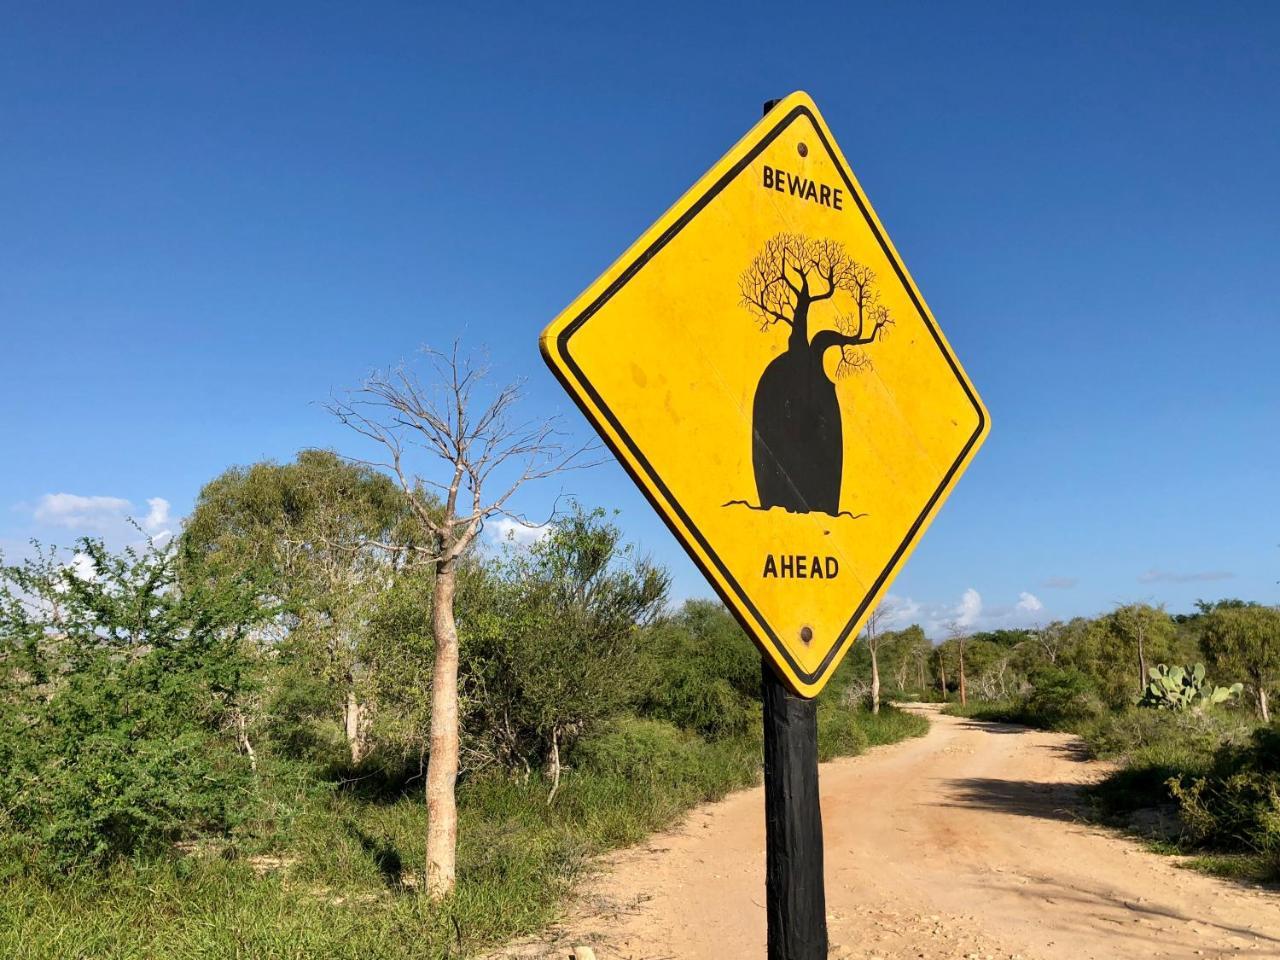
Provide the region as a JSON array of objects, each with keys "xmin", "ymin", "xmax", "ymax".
[{"xmin": 493, "ymin": 705, "xmax": 1280, "ymax": 960}]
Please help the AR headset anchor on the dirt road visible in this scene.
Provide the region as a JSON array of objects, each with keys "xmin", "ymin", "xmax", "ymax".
[{"xmin": 494, "ymin": 705, "xmax": 1280, "ymax": 960}]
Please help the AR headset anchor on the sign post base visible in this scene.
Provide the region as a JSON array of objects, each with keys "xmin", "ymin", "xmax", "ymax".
[{"xmin": 762, "ymin": 661, "xmax": 828, "ymax": 959}]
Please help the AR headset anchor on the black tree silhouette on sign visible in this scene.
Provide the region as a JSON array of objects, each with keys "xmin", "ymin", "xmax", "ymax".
[{"xmin": 734, "ymin": 233, "xmax": 893, "ymax": 516}]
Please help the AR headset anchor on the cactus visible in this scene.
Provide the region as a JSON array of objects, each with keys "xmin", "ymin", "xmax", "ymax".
[{"xmin": 1139, "ymin": 662, "xmax": 1243, "ymax": 712}]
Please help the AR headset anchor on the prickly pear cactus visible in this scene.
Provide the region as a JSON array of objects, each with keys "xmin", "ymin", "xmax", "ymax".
[{"xmin": 1139, "ymin": 663, "xmax": 1243, "ymax": 712}]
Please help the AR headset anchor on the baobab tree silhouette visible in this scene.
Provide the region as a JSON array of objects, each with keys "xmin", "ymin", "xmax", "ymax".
[{"xmin": 736, "ymin": 233, "xmax": 893, "ymax": 516}]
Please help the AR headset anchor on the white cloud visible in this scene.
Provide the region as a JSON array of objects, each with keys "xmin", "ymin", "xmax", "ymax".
[
  {"xmin": 879, "ymin": 594, "xmax": 921, "ymax": 627},
  {"xmin": 486, "ymin": 516, "xmax": 553, "ymax": 548},
  {"xmin": 68, "ymin": 552, "xmax": 97, "ymax": 582},
  {"xmin": 29, "ymin": 491, "xmax": 176, "ymax": 543},
  {"xmin": 954, "ymin": 588, "xmax": 982, "ymax": 628},
  {"xmin": 143, "ymin": 497, "xmax": 171, "ymax": 533},
  {"xmin": 34, "ymin": 493, "xmax": 131, "ymax": 530},
  {"xmin": 1016, "ymin": 591, "xmax": 1044, "ymax": 613},
  {"xmin": 885, "ymin": 587, "xmax": 1050, "ymax": 638}
]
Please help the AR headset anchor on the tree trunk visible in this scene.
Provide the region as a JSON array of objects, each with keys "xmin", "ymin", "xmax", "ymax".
[
  {"xmin": 425, "ymin": 560, "xmax": 461, "ymax": 900},
  {"xmin": 958, "ymin": 639, "xmax": 967, "ymax": 707},
  {"xmin": 938, "ymin": 658, "xmax": 948, "ymax": 702},
  {"xmin": 869, "ymin": 644, "xmax": 881, "ymax": 714},
  {"xmin": 234, "ymin": 708, "xmax": 257, "ymax": 773},
  {"xmin": 546, "ymin": 727, "xmax": 562, "ymax": 804},
  {"xmin": 1137, "ymin": 629, "xmax": 1148, "ymax": 697},
  {"xmin": 894, "ymin": 658, "xmax": 910, "ymax": 696},
  {"xmin": 1259, "ymin": 684, "xmax": 1271, "ymax": 724},
  {"xmin": 344, "ymin": 689, "xmax": 367, "ymax": 765}
]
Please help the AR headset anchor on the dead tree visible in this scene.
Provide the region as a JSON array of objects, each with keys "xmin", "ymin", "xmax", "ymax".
[
  {"xmin": 328, "ymin": 344, "xmax": 592, "ymax": 899},
  {"xmin": 862, "ymin": 602, "xmax": 890, "ymax": 714},
  {"xmin": 946, "ymin": 622, "xmax": 970, "ymax": 708}
]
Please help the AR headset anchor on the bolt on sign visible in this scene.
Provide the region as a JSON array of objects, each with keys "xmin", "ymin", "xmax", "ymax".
[{"xmin": 541, "ymin": 91, "xmax": 988, "ymax": 697}]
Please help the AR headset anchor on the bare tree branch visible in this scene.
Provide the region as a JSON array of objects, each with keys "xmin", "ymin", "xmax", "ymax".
[{"xmin": 326, "ymin": 344, "xmax": 601, "ymax": 566}]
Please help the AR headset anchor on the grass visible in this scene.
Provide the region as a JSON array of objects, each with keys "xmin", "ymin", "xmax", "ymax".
[
  {"xmin": 0, "ymin": 704, "xmax": 928, "ymax": 959},
  {"xmin": 939, "ymin": 698, "xmax": 1026, "ymax": 724},
  {"xmin": 1179, "ymin": 853, "xmax": 1278, "ymax": 884}
]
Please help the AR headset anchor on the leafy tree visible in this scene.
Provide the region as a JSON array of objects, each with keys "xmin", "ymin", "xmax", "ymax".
[
  {"xmin": 182, "ymin": 449, "xmax": 417, "ymax": 763},
  {"xmin": 358, "ymin": 564, "xmax": 437, "ymax": 778},
  {"xmin": 0, "ymin": 538, "xmax": 261, "ymax": 869},
  {"xmin": 884, "ymin": 625, "xmax": 931, "ymax": 696},
  {"xmin": 479, "ymin": 507, "xmax": 669, "ymax": 800},
  {"xmin": 637, "ymin": 599, "xmax": 761, "ymax": 739},
  {"xmin": 1022, "ymin": 664, "xmax": 1100, "ymax": 727},
  {"xmin": 944, "ymin": 622, "xmax": 970, "ymax": 706},
  {"xmin": 1061, "ymin": 606, "xmax": 1177, "ymax": 707},
  {"xmin": 962, "ymin": 638, "xmax": 1013, "ymax": 700},
  {"xmin": 967, "ymin": 628, "xmax": 1034, "ymax": 649},
  {"xmin": 1200, "ymin": 604, "xmax": 1280, "ymax": 722},
  {"xmin": 932, "ymin": 642, "xmax": 950, "ymax": 701}
]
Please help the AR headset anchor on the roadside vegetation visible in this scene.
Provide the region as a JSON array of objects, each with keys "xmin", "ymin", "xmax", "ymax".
[
  {"xmin": 0, "ymin": 352, "xmax": 928, "ymax": 960},
  {"xmin": 6, "ymin": 345, "xmax": 1268, "ymax": 959},
  {"xmin": 936, "ymin": 604, "xmax": 1280, "ymax": 883}
]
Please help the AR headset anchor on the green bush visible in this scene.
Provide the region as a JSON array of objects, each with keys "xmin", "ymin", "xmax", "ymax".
[
  {"xmin": 0, "ymin": 540, "xmax": 260, "ymax": 872},
  {"xmin": 817, "ymin": 703, "xmax": 928, "ymax": 760},
  {"xmin": 1022, "ymin": 665, "xmax": 1103, "ymax": 728},
  {"xmin": 573, "ymin": 717, "xmax": 712, "ymax": 782},
  {"xmin": 1169, "ymin": 725, "xmax": 1280, "ymax": 869},
  {"xmin": 816, "ymin": 706, "xmax": 870, "ymax": 760},
  {"xmin": 1079, "ymin": 706, "xmax": 1253, "ymax": 761},
  {"xmin": 941, "ymin": 699, "xmax": 1024, "ymax": 723},
  {"xmin": 637, "ymin": 601, "xmax": 761, "ymax": 739},
  {"xmin": 942, "ymin": 670, "xmax": 1101, "ymax": 732},
  {"xmin": 1082, "ymin": 708, "xmax": 1271, "ymax": 865}
]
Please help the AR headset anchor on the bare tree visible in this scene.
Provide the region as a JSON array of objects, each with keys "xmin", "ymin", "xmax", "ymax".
[
  {"xmin": 328, "ymin": 344, "xmax": 592, "ymax": 899},
  {"xmin": 862, "ymin": 602, "xmax": 891, "ymax": 714},
  {"xmin": 946, "ymin": 621, "xmax": 969, "ymax": 707},
  {"xmin": 1032, "ymin": 621, "xmax": 1062, "ymax": 664}
]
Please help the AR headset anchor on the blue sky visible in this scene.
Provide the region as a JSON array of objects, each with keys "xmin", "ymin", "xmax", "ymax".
[{"xmin": 2, "ymin": 2, "xmax": 1277, "ymax": 635}]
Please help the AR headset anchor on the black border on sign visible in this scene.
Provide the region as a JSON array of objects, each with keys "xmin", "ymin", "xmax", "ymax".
[{"xmin": 546, "ymin": 104, "xmax": 987, "ymax": 689}]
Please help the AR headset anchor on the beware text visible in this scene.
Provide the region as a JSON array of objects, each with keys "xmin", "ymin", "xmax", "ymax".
[{"xmin": 761, "ymin": 165, "xmax": 844, "ymax": 210}]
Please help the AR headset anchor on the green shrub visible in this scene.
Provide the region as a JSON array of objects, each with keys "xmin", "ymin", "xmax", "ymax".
[
  {"xmin": 941, "ymin": 699, "xmax": 1024, "ymax": 723},
  {"xmin": 943, "ymin": 672, "xmax": 1101, "ymax": 732},
  {"xmin": 0, "ymin": 540, "xmax": 261, "ymax": 872},
  {"xmin": 636, "ymin": 600, "xmax": 761, "ymax": 740},
  {"xmin": 1022, "ymin": 665, "xmax": 1103, "ymax": 728},
  {"xmin": 1079, "ymin": 706, "xmax": 1253, "ymax": 761},
  {"xmin": 572, "ymin": 717, "xmax": 716, "ymax": 783},
  {"xmin": 816, "ymin": 706, "xmax": 870, "ymax": 760},
  {"xmin": 818, "ymin": 703, "xmax": 928, "ymax": 760},
  {"xmin": 1169, "ymin": 725, "xmax": 1280, "ymax": 868}
]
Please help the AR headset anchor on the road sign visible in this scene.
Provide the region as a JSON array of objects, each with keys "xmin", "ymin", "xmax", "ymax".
[{"xmin": 541, "ymin": 91, "xmax": 988, "ymax": 697}]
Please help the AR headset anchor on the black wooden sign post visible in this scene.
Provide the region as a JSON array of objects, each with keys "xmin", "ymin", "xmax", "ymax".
[
  {"xmin": 757, "ymin": 97, "xmax": 828, "ymax": 960},
  {"xmin": 762, "ymin": 661, "xmax": 828, "ymax": 959}
]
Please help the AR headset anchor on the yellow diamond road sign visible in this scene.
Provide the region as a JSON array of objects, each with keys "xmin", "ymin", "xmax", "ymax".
[{"xmin": 541, "ymin": 91, "xmax": 989, "ymax": 697}]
